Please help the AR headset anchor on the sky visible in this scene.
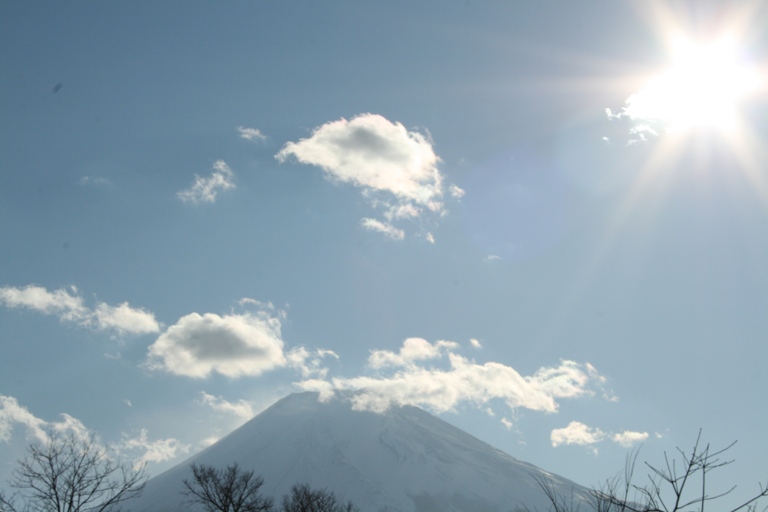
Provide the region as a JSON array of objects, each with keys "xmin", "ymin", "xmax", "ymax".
[{"xmin": 1, "ymin": 0, "xmax": 767, "ymax": 505}]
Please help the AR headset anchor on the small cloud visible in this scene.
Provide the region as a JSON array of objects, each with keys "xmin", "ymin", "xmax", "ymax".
[
  {"xmin": 551, "ymin": 421, "xmax": 649, "ymax": 450},
  {"xmin": 123, "ymin": 399, "xmax": 132, "ymax": 407},
  {"xmin": 449, "ymin": 184, "xmax": 465, "ymax": 199},
  {"xmin": 115, "ymin": 429, "xmax": 190, "ymax": 470},
  {"xmin": 469, "ymin": 338, "xmax": 482, "ymax": 349},
  {"xmin": 0, "ymin": 394, "xmax": 88, "ymax": 445},
  {"xmin": 276, "ymin": 113, "xmax": 462, "ymax": 240},
  {"xmin": 146, "ymin": 307, "xmax": 286, "ymax": 378},
  {"xmin": 425, "ymin": 232, "xmax": 435, "ymax": 244},
  {"xmin": 360, "ymin": 218, "xmax": 405, "ymax": 240},
  {"xmin": 484, "ymin": 255, "xmax": 502, "ymax": 262},
  {"xmin": 79, "ymin": 176, "xmax": 111, "ymax": 187},
  {"xmin": 92, "ymin": 302, "xmax": 162, "ymax": 336},
  {"xmin": 551, "ymin": 421, "xmax": 606, "ymax": 447},
  {"xmin": 286, "ymin": 347, "xmax": 338, "ymax": 379},
  {"xmin": 0, "ymin": 284, "xmax": 160, "ymax": 335},
  {"xmin": 237, "ymin": 126, "xmax": 267, "ymax": 141},
  {"xmin": 177, "ymin": 160, "xmax": 235, "ymax": 204},
  {"xmin": 612, "ymin": 430, "xmax": 649, "ymax": 447},
  {"xmin": 199, "ymin": 392, "xmax": 255, "ymax": 420},
  {"xmin": 368, "ymin": 338, "xmax": 459, "ymax": 369}
]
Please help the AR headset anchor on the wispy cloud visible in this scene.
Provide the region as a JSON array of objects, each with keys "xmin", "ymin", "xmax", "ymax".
[
  {"xmin": 286, "ymin": 347, "xmax": 338, "ymax": 379},
  {"xmin": 551, "ymin": 421, "xmax": 605, "ymax": 448},
  {"xmin": 298, "ymin": 339, "xmax": 608, "ymax": 427},
  {"xmin": 360, "ymin": 218, "xmax": 405, "ymax": 240},
  {"xmin": 146, "ymin": 307, "xmax": 286, "ymax": 378},
  {"xmin": 115, "ymin": 429, "xmax": 190, "ymax": 470},
  {"xmin": 199, "ymin": 392, "xmax": 256, "ymax": 420},
  {"xmin": 276, "ymin": 113, "xmax": 463, "ymax": 239},
  {"xmin": 79, "ymin": 176, "xmax": 112, "ymax": 187},
  {"xmin": 551, "ymin": 421, "xmax": 648, "ymax": 450},
  {"xmin": 612, "ymin": 430, "xmax": 649, "ymax": 447},
  {"xmin": 237, "ymin": 126, "xmax": 268, "ymax": 141},
  {"xmin": 177, "ymin": 160, "xmax": 235, "ymax": 204},
  {"xmin": 0, "ymin": 284, "xmax": 160, "ymax": 335}
]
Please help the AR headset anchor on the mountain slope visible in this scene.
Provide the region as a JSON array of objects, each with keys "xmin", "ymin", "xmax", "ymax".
[{"xmin": 129, "ymin": 392, "xmax": 592, "ymax": 512}]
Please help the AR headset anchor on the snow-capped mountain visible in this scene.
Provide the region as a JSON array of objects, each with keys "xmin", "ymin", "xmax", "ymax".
[{"xmin": 129, "ymin": 392, "xmax": 592, "ymax": 512}]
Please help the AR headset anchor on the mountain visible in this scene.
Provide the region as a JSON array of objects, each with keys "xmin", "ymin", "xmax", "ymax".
[{"xmin": 129, "ymin": 392, "xmax": 592, "ymax": 512}]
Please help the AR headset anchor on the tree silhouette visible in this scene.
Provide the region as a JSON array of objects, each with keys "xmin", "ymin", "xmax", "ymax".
[
  {"xmin": 0, "ymin": 430, "xmax": 147, "ymax": 512},
  {"xmin": 281, "ymin": 483, "xmax": 359, "ymax": 512},
  {"xmin": 182, "ymin": 462, "xmax": 273, "ymax": 512},
  {"xmin": 520, "ymin": 431, "xmax": 768, "ymax": 512}
]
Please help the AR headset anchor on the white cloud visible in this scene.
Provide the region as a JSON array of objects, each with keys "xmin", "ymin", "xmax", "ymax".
[
  {"xmin": 276, "ymin": 114, "xmax": 463, "ymax": 239},
  {"xmin": 276, "ymin": 114, "xmax": 442, "ymax": 206},
  {"xmin": 0, "ymin": 285, "xmax": 160, "ymax": 335},
  {"xmin": 551, "ymin": 421, "xmax": 605, "ymax": 447},
  {"xmin": 115, "ymin": 429, "xmax": 190, "ymax": 469},
  {"xmin": 612, "ymin": 430, "xmax": 649, "ymax": 447},
  {"xmin": 199, "ymin": 392, "xmax": 255, "ymax": 420},
  {"xmin": 299, "ymin": 339, "xmax": 604, "ymax": 422},
  {"xmin": 0, "ymin": 394, "xmax": 91, "ymax": 446},
  {"xmin": 92, "ymin": 302, "xmax": 162, "ymax": 335},
  {"xmin": 360, "ymin": 218, "xmax": 405, "ymax": 240},
  {"xmin": 484, "ymin": 255, "xmax": 502, "ymax": 262},
  {"xmin": 286, "ymin": 347, "xmax": 338, "ymax": 379},
  {"xmin": 425, "ymin": 232, "xmax": 435, "ymax": 244},
  {"xmin": 1, "ymin": 394, "xmax": 187, "ymax": 470},
  {"xmin": 551, "ymin": 421, "xmax": 649, "ymax": 449},
  {"xmin": 449, "ymin": 184, "xmax": 466, "ymax": 198},
  {"xmin": 79, "ymin": 176, "xmax": 111, "ymax": 187},
  {"xmin": 146, "ymin": 309, "xmax": 286, "ymax": 378},
  {"xmin": 237, "ymin": 126, "xmax": 267, "ymax": 141},
  {"xmin": 469, "ymin": 338, "xmax": 482, "ymax": 349},
  {"xmin": 177, "ymin": 160, "xmax": 235, "ymax": 204},
  {"xmin": 0, "ymin": 394, "xmax": 47, "ymax": 443},
  {"xmin": 368, "ymin": 338, "xmax": 458, "ymax": 369}
]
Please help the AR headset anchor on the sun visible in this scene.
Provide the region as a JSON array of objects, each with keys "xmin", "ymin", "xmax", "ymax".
[{"xmin": 624, "ymin": 36, "xmax": 762, "ymax": 134}]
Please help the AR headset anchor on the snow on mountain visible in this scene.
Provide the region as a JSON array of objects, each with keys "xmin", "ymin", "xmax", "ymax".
[{"xmin": 129, "ymin": 392, "xmax": 593, "ymax": 512}]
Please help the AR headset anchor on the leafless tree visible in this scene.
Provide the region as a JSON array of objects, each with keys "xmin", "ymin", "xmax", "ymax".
[
  {"xmin": 0, "ymin": 430, "xmax": 147, "ymax": 512},
  {"xmin": 182, "ymin": 463, "xmax": 273, "ymax": 512},
  {"xmin": 521, "ymin": 431, "xmax": 768, "ymax": 512},
  {"xmin": 281, "ymin": 483, "xmax": 359, "ymax": 512}
]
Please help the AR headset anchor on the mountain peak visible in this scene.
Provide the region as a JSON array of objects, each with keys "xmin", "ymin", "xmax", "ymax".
[{"xmin": 130, "ymin": 392, "xmax": 591, "ymax": 512}]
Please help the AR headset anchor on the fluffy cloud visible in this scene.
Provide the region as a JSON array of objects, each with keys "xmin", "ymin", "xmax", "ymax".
[
  {"xmin": 116, "ymin": 429, "xmax": 190, "ymax": 469},
  {"xmin": 612, "ymin": 430, "xmax": 649, "ymax": 447},
  {"xmin": 368, "ymin": 337, "xmax": 458, "ymax": 369},
  {"xmin": 286, "ymin": 347, "xmax": 338, "ymax": 379},
  {"xmin": 146, "ymin": 309, "xmax": 286, "ymax": 378},
  {"xmin": 276, "ymin": 113, "xmax": 463, "ymax": 239},
  {"xmin": 1, "ymin": 394, "xmax": 187, "ymax": 470},
  {"xmin": 298, "ymin": 339, "xmax": 605, "ymax": 421},
  {"xmin": 237, "ymin": 126, "xmax": 267, "ymax": 141},
  {"xmin": 551, "ymin": 421, "xmax": 648, "ymax": 449},
  {"xmin": 0, "ymin": 285, "xmax": 160, "ymax": 335},
  {"xmin": 199, "ymin": 392, "xmax": 256, "ymax": 420},
  {"xmin": 177, "ymin": 160, "xmax": 235, "ymax": 204},
  {"xmin": 0, "ymin": 394, "xmax": 91, "ymax": 446},
  {"xmin": 551, "ymin": 421, "xmax": 605, "ymax": 447},
  {"xmin": 0, "ymin": 394, "xmax": 48, "ymax": 443},
  {"xmin": 360, "ymin": 218, "xmax": 405, "ymax": 240}
]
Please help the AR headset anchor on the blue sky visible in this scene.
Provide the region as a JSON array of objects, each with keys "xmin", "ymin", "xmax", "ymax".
[{"xmin": 2, "ymin": 0, "xmax": 767, "ymax": 502}]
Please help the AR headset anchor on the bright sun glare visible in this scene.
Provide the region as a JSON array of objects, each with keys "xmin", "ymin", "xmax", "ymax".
[{"xmin": 624, "ymin": 37, "xmax": 762, "ymax": 133}]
